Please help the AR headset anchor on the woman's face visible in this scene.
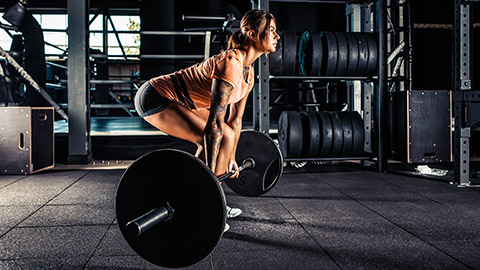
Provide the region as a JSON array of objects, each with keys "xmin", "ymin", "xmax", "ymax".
[{"xmin": 265, "ymin": 20, "xmax": 280, "ymax": 53}]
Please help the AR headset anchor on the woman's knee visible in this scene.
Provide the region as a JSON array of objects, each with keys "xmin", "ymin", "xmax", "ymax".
[{"xmin": 222, "ymin": 125, "xmax": 235, "ymax": 146}]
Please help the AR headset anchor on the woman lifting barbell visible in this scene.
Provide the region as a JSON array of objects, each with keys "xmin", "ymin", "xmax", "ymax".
[{"xmin": 134, "ymin": 9, "xmax": 279, "ymax": 228}]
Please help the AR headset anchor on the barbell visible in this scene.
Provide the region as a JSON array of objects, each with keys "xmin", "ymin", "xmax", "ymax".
[{"xmin": 115, "ymin": 130, "xmax": 283, "ymax": 268}]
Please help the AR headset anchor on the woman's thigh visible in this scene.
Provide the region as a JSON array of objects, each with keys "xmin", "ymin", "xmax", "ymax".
[{"xmin": 144, "ymin": 102, "xmax": 206, "ymax": 146}]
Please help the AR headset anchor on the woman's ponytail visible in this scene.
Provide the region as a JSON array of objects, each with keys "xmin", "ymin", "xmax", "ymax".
[{"xmin": 227, "ymin": 30, "xmax": 244, "ymax": 50}]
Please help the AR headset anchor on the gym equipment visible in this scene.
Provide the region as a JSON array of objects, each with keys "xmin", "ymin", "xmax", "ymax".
[
  {"xmin": 334, "ymin": 32, "xmax": 348, "ymax": 76},
  {"xmin": 365, "ymin": 33, "xmax": 378, "ymax": 76},
  {"xmin": 310, "ymin": 33, "xmax": 323, "ymax": 76},
  {"xmin": 350, "ymin": 111, "xmax": 365, "ymax": 157},
  {"xmin": 322, "ymin": 31, "xmax": 338, "ymax": 76},
  {"xmin": 269, "ymin": 31, "xmax": 283, "ymax": 76},
  {"xmin": 282, "ymin": 31, "xmax": 297, "ymax": 75},
  {"xmin": 224, "ymin": 130, "xmax": 283, "ymax": 197},
  {"xmin": 317, "ymin": 111, "xmax": 333, "ymax": 157},
  {"xmin": 300, "ymin": 111, "xmax": 321, "ymax": 157},
  {"xmin": 116, "ymin": 130, "xmax": 283, "ymax": 268},
  {"xmin": 298, "ymin": 31, "xmax": 312, "ymax": 76},
  {"xmin": 278, "ymin": 111, "xmax": 303, "ymax": 158},
  {"xmin": 345, "ymin": 33, "xmax": 359, "ymax": 76},
  {"xmin": 278, "ymin": 111, "xmax": 365, "ymax": 158},
  {"xmin": 338, "ymin": 112, "xmax": 353, "ymax": 157},
  {"xmin": 327, "ymin": 112, "xmax": 343, "ymax": 157},
  {"xmin": 356, "ymin": 33, "xmax": 369, "ymax": 76}
]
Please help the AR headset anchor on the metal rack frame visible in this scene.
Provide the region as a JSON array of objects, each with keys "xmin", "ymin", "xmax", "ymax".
[
  {"xmin": 251, "ymin": 0, "xmax": 388, "ymax": 172},
  {"xmin": 452, "ymin": 0, "xmax": 480, "ymax": 186}
]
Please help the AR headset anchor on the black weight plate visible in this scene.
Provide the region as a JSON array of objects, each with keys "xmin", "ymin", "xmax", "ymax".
[
  {"xmin": 311, "ymin": 33, "xmax": 323, "ymax": 76},
  {"xmin": 345, "ymin": 32, "xmax": 359, "ymax": 76},
  {"xmin": 282, "ymin": 31, "xmax": 297, "ymax": 75},
  {"xmin": 327, "ymin": 112, "xmax": 343, "ymax": 157},
  {"xmin": 316, "ymin": 112, "xmax": 333, "ymax": 157},
  {"xmin": 356, "ymin": 33, "xmax": 369, "ymax": 76},
  {"xmin": 365, "ymin": 33, "xmax": 378, "ymax": 76},
  {"xmin": 321, "ymin": 31, "xmax": 337, "ymax": 76},
  {"xmin": 269, "ymin": 32, "xmax": 283, "ymax": 76},
  {"xmin": 302, "ymin": 112, "xmax": 320, "ymax": 157},
  {"xmin": 298, "ymin": 31, "xmax": 312, "ymax": 76},
  {"xmin": 299, "ymin": 111, "xmax": 310, "ymax": 157},
  {"xmin": 338, "ymin": 112, "xmax": 353, "ymax": 157},
  {"xmin": 225, "ymin": 130, "xmax": 283, "ymax": 197},
  {"xmin": 278, "ymin": 111, "xmax": 303, "ymax": 158},
  {"xmin": 116, "ymin": 149, "xmax": 226, "ymax": 268},
  {"xmin": 334, "ymin": 32, "xmax": 348, "ymax": 76},
  {"xmin": 350, "ymin": 111, "xmax": 365, "ymax": 156}
]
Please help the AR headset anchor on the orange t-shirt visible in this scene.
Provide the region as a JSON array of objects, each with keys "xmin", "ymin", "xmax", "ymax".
[{"xmin": 149, "ymin": 49, "xmax": 254, "ymax": 110}]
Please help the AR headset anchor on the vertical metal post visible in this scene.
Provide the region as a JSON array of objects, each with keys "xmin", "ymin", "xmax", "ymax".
[
  {"xmin": 453, "ymin": 0, "xmax": 471, "ymax": 186},
  {"xmin": 347, "ymin": 4, "xmax": 362, "ymax": 112},
  {"xmin": 377, "ymin": 0, "xmax": 388, "ymax": 172},
  {"xmin": 204, "ymin": 31, "xmax": 211, "ymax": 60},
  {"xmin": 253, "ymin": 0, "xmax": 270, "ymax": 134},
  {"xmin": 67, "ymin": 0, "xmax": 92, "ymax": 164},
  {"xmin": 361, "ymin": 3, "xmax": 374, "ymax": 167},
  {"xmin": 103, "ymin": 10, "xmax": 108, "ymax": 55}
]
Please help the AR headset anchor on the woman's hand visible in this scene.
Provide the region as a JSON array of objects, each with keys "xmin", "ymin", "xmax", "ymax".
[{"xmin": 228, "ymin": 159, "xmax": 239, "ymax": 178}]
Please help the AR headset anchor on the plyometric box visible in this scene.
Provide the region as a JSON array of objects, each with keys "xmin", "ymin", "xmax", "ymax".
[
  {"xmin": 0, "ymin": 107, "xmax": 54, "ymax": 174},
  {"xmin": 391, "ymin": 91, "xmax": 452, "ymax": 163}
]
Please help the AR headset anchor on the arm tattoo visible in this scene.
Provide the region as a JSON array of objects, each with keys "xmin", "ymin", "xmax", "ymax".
[{"xmin": 204, "ymin": 79, "xmax": 233, "ymax": 172}]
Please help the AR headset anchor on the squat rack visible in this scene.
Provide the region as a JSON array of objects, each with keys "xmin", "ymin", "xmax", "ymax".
[{"xmin": 251, "ymin": 0, "xmax": 388, "ymax": 172}]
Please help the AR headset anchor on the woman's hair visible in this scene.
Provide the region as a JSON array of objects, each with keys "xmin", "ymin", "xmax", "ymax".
[{"xmin": 227, "ymin": 9, "xmax": 275, "ymax": 52}]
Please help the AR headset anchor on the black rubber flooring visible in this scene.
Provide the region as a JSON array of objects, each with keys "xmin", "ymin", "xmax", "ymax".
[{"xmin": 0, "ymin": 164, "xmax": 479, "ymax": 269}]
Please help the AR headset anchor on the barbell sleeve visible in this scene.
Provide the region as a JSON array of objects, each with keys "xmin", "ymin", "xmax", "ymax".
[
  {"xmin": 126, "ymin": 202, "xmax": 173, "ymax": 238},
  {"xmin": 125, "ymin": 158, "xmax": 254, "ymax": 238},
  {"xmin": 218, "ymin": 158, "xmax": 255, "ymax": 182}
]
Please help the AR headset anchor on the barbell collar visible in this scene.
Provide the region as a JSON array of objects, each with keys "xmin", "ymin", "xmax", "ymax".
[{"xmin": 126, "ymin": 202, "xmax": 174, "ymax": 238}]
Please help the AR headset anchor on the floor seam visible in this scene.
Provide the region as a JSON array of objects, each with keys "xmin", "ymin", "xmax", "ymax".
[
  {"xmin": 83, "ymin": 217, "xmax": 116, "ymax": 270},
  {"xmin": 369, "ymin": 172, "xmax": 480, "ymax": 219},
  {"xmin": 0, "ymin": 170, "xmax": 92, "ymax": 239},
  {"xmin": 0, "ymin": 176, "xmax": 30, "ymax": 191},
  {"xmin": 315, "ymin": 173, "xmax": 475, "ymax": 270},
  {"xmin": 272, "ymin": 193, "xmax": 343, "ymax": 270}
]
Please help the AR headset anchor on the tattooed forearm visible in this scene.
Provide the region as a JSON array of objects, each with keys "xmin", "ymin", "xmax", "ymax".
[{"xmin": 204, "ymin": 78, "xmax": 233, "ymax": 172}]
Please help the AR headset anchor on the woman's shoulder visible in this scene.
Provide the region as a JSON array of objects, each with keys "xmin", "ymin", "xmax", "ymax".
[{"xmin": 214, "ymin": 49, "xmax": 242, "ymax": 63}]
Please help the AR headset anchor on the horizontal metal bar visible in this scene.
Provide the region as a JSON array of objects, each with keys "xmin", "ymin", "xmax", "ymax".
[
  {"xmin": 182, "ymin": 15, "xmax": 226, "ymax": 21},
  {"xmin": 270, "ymin": 75, "xmax": 373, "ymax": 80},
  {"xmin": 46, "ymin": 61, "xmax": 67, "ymax": 69},
  {"xmin": 44, "ymin": 29, "xmax": 207, "ymax": 36},
  {"xmin": 58, "ymin": 103, "xmax": 135, "ymax": 109},
  {"xmin": 270, "ymin": 0, "xmax": 364, "ymax": 3},
  {"xmin": 91, "ymin": 104, "xmax": 135, "ymax": 109},
  {"xmin": 89, "ymin": 54, "xmax": 204, "ymax": 60},
  {"xmin": 91, "ymin": 79, "xmax": 142, "ymax": 84},
  {"xmin": 284, "ymin": 157, "xmax": 370, "ymax": 162}
]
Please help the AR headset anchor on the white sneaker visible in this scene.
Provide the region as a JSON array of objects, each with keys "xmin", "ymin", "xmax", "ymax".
[
  {"xmin": 224, "ymin": 223, "xmax": 230, "ymax": 233},
  {"xmin": 226, "ymin": 206, "xmax": 242, "ymax": 219}
]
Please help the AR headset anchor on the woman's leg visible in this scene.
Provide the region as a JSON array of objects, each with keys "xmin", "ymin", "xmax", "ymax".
[{"xmin": 144, "ymin": 103, "xmax": 235, "ymax": 176}]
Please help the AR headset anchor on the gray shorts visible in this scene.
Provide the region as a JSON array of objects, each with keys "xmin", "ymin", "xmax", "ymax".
[{"xmin": 134, "ymin": 81, "xmax": 173, "ymax": 117}]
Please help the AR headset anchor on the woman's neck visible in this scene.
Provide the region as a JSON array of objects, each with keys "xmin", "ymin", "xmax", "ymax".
[{"xmin": 236, "ymin": 47, "xmax": 263, "ymax": 67}]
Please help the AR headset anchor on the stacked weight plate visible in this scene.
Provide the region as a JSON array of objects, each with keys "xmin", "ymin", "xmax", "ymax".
[
  {"xmin": 269, "ymin": 31, "xmax": 298, "ymax": 76},
  {"xmin": 296, "ymin": 31, "xmax": 378, "ymax": 76},
  {"xmin": 278, "ymin": 111, "xmax": 365, "ymax": 158}
]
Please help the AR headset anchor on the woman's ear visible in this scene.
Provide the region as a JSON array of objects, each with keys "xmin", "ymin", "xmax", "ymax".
[{"xmin": 247, "ymin": 29, "xmax": 257, "ymax": 41}]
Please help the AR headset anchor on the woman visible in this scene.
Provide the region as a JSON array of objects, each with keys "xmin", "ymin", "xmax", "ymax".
[{"xmin": 134, "ymin": 9, "xmax": 279, "ymax": 229}]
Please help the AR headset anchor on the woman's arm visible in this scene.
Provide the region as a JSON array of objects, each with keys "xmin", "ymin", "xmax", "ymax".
[
  {"xmin": 203, "ymin": 78, "xmax": 234, "ymax": 172},
  {"xmin": 227, "ymin": 90, "xmax": 250, "ymax": 164}
]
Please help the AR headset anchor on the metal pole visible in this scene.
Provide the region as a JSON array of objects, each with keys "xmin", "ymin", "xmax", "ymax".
[
  {"xmin": 67, "ymin": 0, "xmax": 92, "ymax": 164},
  {"xmin": 377, "ymin": 0, "xmax": 388, "ymax": 172}
]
